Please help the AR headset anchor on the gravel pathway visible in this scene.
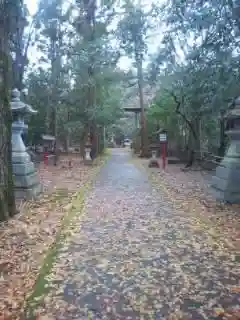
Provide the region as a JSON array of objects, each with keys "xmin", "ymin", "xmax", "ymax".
[{"xmin": 38, "ymin": 149, "xmax": 239, "ymax": 320}]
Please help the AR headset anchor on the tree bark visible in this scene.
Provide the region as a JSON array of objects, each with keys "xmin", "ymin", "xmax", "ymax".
[
  {"xmin": 80, "ymin": 128, "xmax": 88, "ymax": 159},
  {"xmin": 184, "ymin": 118, "xmax": 201, "ymax": 167},
  {"xmin": 0, "ymin": 5, "xmax": 16, "ymax": 221},
  {"xmin": 85, "ymin": 0, "xmax": 97, "ymax": 157},
  {"xmin": 218, "ymin": 111, "xmax": 226, "ymax": 158},
  {"xmin": 49, "ymin": 2, "xmax": 63, "ymax": 166},
  {"xmin": 136, "ymin": 55, "xmax": 148, "ymax": 157}
]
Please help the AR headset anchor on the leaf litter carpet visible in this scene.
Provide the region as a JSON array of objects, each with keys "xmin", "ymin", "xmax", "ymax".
[
  {"xmin": 32, "ymin": 150, "xmax": 239, "ymax": 320},
  {"xmin": 0, "ymin": 155, "xmax": 104, "ymax": 319}
]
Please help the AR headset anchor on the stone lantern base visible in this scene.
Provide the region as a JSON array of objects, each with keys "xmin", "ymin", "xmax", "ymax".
[
  {"xmin": 12, "ymin": 150, "xmax": 42, "ymax": 200},
  {"xmin": 12, "ymin": 122, "xmax": 42, "ymax": 200},
  {"xmin": 212, "ymin": 138, "xmax": 240, "ymax": 203}
]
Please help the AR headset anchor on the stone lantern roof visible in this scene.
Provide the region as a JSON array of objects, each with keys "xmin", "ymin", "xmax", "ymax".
[{"xmin": 11, "ymin": 88, "xmax": 37, "ymax": 114}]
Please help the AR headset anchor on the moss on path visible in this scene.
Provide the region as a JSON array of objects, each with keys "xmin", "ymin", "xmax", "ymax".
[{"xmin": 25, "ymin": 151, "xmax": 111, "ymax": 319}]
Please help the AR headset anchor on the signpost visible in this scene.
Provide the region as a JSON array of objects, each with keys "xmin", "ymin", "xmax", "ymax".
[{"xmin": 159, "ymin": 131, "xmax": 167, "ymax": 170}]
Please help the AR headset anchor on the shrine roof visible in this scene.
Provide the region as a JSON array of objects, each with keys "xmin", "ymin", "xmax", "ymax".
[{"xmin": 41, "ymin": 134, "xmax": 56, "ymax": 141}]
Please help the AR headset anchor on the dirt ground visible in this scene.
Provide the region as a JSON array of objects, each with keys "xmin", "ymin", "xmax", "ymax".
[
  {"xmin": 0, "ymin": 155, "xmax": 105, "ymax": 320},
  {"xmin": 137, "ymin": 158, "xmax": 240, "ymax": 251}
]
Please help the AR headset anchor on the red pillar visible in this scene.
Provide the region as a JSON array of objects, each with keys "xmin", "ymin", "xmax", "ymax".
[
  {"xmin": 162, "ymin": 142, "xmax": 167, "ymax": 170},
  {"xmin": 44, "ymin": 151, "xmax": 48, "ymax": 167}
]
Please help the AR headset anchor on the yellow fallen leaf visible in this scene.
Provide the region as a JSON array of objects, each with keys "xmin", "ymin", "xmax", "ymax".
[{"xmin": 214, "ymin": 307, "xmax": 225, "ymax": 316}]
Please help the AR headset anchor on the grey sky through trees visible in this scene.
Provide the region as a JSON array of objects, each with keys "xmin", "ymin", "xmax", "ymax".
[{"xmin": 25, "ymin": 0, "xmax": 165, "ymax": 70}]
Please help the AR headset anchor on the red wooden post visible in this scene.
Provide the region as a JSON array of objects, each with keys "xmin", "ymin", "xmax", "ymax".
[{"xmin": 162, "ymin": 142, "xmax": 167, "ymax": 169}]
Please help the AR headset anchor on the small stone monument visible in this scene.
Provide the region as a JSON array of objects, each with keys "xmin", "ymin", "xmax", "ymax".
[
  {"xmin": 212, "ymin": 96, "xmax": 240, "ymax": 203},
  {"xmin": 148, "ymin": 148, "xmax": 160, "ymax": 168},
  {"xmin": 84, "ymin": 134, "xmax": 93, "ymax": 165},
  {"xmin": 11, "ymin": 89, "xmax": 42, "ymax": 199}
]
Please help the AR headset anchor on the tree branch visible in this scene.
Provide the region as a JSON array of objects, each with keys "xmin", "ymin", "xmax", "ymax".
[{"xmin": 165, "ymin": 89, "xmax": 198, "ymax": 141}]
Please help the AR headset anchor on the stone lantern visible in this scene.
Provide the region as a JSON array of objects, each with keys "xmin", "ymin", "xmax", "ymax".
[
  {"xmin": 212, "ymin": 96, "xmax": 240, "ymax": 203},
  {"xmin": 11, "ymin": 89, "xmax": 42, "ymax": 199}
]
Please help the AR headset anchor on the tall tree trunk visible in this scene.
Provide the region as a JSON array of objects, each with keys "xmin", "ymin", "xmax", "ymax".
[
  {"xmin": 136, "ymin": 56, "xmax": 148, "ymax": 157},
  {"xmin": 185, "ymin": 118, "xmax": 200, "ymax": 167},
  {"xmin": 0, "ymin": 4, "xmax": 16, "ymax": 221},
  {"xmin": 218, "ymin": 111, "xmax": 226, "ymax": 158},
  {"xmin": 98, "ymin": 126, "xmax": 104, "ymax": 153},
  {"xmin": 49, "ymin": 2, "xmax": 63, "ymax": 165},
  {"xmin": 80, "ymin": 127, "xmax": 88, "ymax": 159},
  {"xmin": 50, "ymin": 36, "xmax": 58, "ymax": 139},
  {"xmin": 85, "ymin": 0, "xmax": 97, "ymax": 157},
  {"xmin": 11, "ymin": 0, "xmax": 28, "ymax": 91}
]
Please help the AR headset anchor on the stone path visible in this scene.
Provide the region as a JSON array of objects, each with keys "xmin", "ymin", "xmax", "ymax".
[{"xmin": 37, "ymin": 150, "xmax": 239, "ymax": 320}]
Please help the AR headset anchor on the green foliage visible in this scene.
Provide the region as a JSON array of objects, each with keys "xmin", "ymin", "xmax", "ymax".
[
  {"xmin": 147, "ymin": 0, "xmax": 240, "ymax": 153},
  {"xmin": 23, "ymin": 0, "xmax": 127, "ymax": 149},
  {"xmin": 26, "ymin": 70, "xmax": 50, "ymax": 144},
  {"xmin": 147, "ymin": 92, "xmax": 180, "ymax": 140},
  {"xmin": 117, "ymin": 3, "xmax": 148, "ymax": 58}
]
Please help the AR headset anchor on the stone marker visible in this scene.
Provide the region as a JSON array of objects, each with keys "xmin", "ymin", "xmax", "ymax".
[
  {"xmin": 11, "ymin": 89, "xmax": 42, "ymax": 199},
  {"xmin": 212, "ymin": 96, "xmax": 240, "ymax": 203},
  {"xmin": 84, "ymin": 134, "xmax": 93, "ymax": 165},
  {"xmin": 148, "ymin": 150, "xmax": 160, "ymax": 168}
]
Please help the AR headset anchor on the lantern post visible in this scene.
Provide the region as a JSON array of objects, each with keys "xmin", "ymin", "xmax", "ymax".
[
  {"xmin": 159, "ymin": 130, "xmax": 167, "ymax": 170},
  {"xmin": 11, "ymin": 89, "xmax": 42, "ymax": 199}
]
